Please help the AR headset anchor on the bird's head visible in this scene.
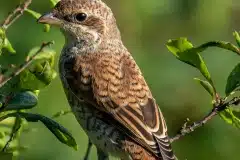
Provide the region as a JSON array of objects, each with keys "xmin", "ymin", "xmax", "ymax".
[{"xmin": 38, "ymin": 0, "xmax": 121, "ymax": 50}]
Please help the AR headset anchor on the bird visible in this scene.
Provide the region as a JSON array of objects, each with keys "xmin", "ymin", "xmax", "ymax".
[{"xmin": 38, "ymin": 0, "xmax": 176, "ymax": 160}]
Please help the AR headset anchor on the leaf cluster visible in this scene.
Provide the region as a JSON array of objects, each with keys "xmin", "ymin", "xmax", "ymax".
[
  {"xmin": 0, "ymin": 0, "xmax": 76, "ymax": 159},
  {"xmin": 167, "ymin": 32, "xmax": 240, "ymax": 129}
]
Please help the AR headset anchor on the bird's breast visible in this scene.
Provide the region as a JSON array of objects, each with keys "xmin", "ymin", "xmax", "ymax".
[{"xmin": 59, "ymin": 53, "xmax": 93, "ymax": 92}]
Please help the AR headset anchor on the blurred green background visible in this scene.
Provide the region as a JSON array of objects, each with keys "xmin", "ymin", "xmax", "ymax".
[{"xmin": 1, "ymin": 0, "xmax": 240, "ymax": 159}]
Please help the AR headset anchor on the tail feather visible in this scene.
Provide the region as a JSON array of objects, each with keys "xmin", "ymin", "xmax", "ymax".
[{"xmin": 154, "ymin": 136, "xmax": 177, "ymax": 160}]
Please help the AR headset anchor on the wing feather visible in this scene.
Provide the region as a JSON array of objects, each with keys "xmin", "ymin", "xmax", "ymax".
[{"xmin": 70, "ymin": 53, "xmax": 175, "ymax": 159}]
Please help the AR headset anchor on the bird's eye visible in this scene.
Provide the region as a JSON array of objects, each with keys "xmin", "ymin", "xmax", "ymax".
[{"xmin": 75, "ymin": 13, "xmax": 87, "ymax": 22}]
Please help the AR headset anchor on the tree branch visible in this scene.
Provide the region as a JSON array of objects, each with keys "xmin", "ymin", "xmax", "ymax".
[
  {"xmin": 170, "ymin": 96, "xmax": 240, "ymax": 143},
  {"xmin": 1, "ymin": 0, "xmax": 32, "ymax": 30},
  {"xmin": 0, "ymin": 41, "xmax": 54, "ymax": 89}
]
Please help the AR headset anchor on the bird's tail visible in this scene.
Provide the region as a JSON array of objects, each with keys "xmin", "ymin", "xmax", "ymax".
[{"xmin": 154, "ymin": 136, "xmax": 177, "ymax": 160}]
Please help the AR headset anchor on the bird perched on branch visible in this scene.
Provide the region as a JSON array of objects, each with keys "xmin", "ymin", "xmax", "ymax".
[{"xmin": 38, "ymin": 0, "xmax": 176, "ymax": 159}]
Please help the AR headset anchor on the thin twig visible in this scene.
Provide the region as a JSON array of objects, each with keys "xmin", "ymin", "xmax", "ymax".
[
  {"xmin": 83, "ymin": 139, "xmax": 93, "ymax": 160},
  {"xmin": 170, "ymin": 97, "xmax": 240, "ymax": 143},
  {"xmin": 2, "ymin": 115, "xmax": 22, "ymax": 152},
  {"xmin": 0, "ymin": 41, "xmax": 54, "ymax": 88},
  {"xmin": 1, "ymin": 0, "xmax": 32, "ymax": 30}
]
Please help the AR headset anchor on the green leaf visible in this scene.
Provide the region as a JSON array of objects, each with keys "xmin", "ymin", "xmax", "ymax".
[
  {"xmin": 167, "ymin": 38, "xmax": 193, "ymax": 54},
  {"xmin": 19, "ymin": 67, "xmax": 57, "ymax": 91},
  {"xmin": 3, "ymin": 38, "xmax": 16, "ymax": 54},
  {"xmin": 0, "ymin": 116, "xmax": 22, "ymax": 153},
  {"xmin": 0, "ymin": 132, "xmax": 5, "ymax": 138},
  {"xmin": 28, "ymin": 47, "xmax": 56, "ymax": 67},
  {"xmin": 233, "ymin": 31, "xmax": 240, "ymax": 48},
  {"xmin": 225, "ymin": 63, "xmax": 240, "ymax": 96},
  {"xmin": 166, "ymin": 38, "xmax": 212, "ymax": 84},
  {"xmin": 0, "ymin": 27, "xmax": 16, "ymax": 54},
  {"xmin": 26, "ymin": 9, "xmax": 51, "ymax": 32},
  {"xmin": 194, "ymin": 78, "xmax": 215, "ymax": 98},
  {"xmin": 0, "ymin": 28, "xmax": 5, "ymax": 55},
  {"xmin": 8, "ymin": 116, "xmax": 22, "ymax": 146},
  {"xmin": 19, "ymin": 69, "xmax": 47, "ymax": 90},
  {"xmin": 5, "ymin": 91, "xmax": 38, "ymax": 110},
  {"xmin": 49, "ymin": 0, "xmax": 60, "ymax": 7},
  {"xmin": 18, "ymin": 47, "xmax": 57, "ymax": 91},
  {"xmin": 18, "ymin": 112, "xmax": 78, "ymax": 150},
  {"xmin": 220, "ymin": 108, "xmax": 240, "ymax": 129},
  {"xmin": 29, "ymin": 61, "xmax": 57, "ymax": 85}
]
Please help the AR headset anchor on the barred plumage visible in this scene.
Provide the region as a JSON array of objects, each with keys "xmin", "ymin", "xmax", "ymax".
[{"xmin": 38, "ymin": 0, "xmax": 176, "ymax": 159}]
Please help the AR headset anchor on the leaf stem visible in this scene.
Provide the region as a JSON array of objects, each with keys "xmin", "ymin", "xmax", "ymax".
[{"xmin": 197, "ymin": 41, "xmax": 240, "ymax": 56}]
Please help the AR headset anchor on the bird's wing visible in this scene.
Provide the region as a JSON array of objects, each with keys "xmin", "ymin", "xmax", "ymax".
[{"xmin": 82, "ymin": 53, "xmax": 175, "ymax": 159}]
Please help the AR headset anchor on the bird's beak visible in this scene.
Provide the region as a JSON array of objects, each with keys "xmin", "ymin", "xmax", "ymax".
[{"xmin": 38, "ymin": 12, "xmax": 62, "ymax": 26}]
